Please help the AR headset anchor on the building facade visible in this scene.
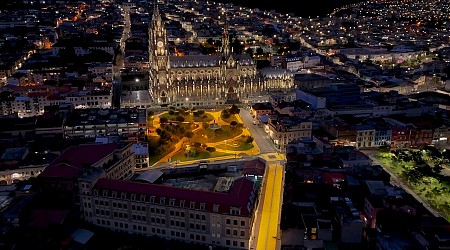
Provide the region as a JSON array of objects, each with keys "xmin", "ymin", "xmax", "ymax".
[
  {"xmin": 147, "ymin": 5, "xmax": 290, "ymax": 107},
  {"xmin": 78, "ymin": 164, "xmax": 259, "ymax": 249}
]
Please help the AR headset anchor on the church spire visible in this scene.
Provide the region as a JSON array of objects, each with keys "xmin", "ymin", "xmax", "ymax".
[{"xmin": 221, "ymin": 10, "xmax": 230, "ymax": 59}]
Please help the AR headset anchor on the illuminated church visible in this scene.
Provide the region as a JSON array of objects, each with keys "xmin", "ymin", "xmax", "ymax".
[{"xmin": 148, "ymin": 4, "xmax": 262, "ymax": 107}]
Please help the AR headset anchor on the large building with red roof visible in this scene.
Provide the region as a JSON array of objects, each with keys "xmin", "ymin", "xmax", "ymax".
[
  {"xmin": 77, "ymin": 158, "xmax": 266, "ymax": 249},
  {"xmin": 38, "ymin": 142, "xmax": 135, "ymax": 195}
]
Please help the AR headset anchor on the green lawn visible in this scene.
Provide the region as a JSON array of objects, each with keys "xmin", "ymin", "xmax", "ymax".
[
  {"xmin": 171, "ymin": 150, "xmax": 232, "ymax": 162},
  {"xmin": 193, "ymin": 113, "xmax": 214, "ymax": 123},
  {"xmin": 221, "ymin": 114, "xmax": 239, "ymax": 124},
  {"xmin": 192, "ymin": 126, "xmax": 243, "ymax": 144},
  {"xmin": 216, "ymin": 142, "xmax": 254, "ymax": 151},
  {"xmin": 215, "ymin": 136, "xmax": 254, "ymax": 151},
  {"xmin": 160, "ymin": 112, "xmax": 194, "ymax": 122}
]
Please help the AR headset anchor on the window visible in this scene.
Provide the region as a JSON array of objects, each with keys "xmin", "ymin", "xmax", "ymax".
[
  {"xmin": 213, "ymin": 204, "xmax": 219, "ymax": 213},
  {"xmin": 241, "ymin": 221, "xmax": 245, "ymax": 226}
]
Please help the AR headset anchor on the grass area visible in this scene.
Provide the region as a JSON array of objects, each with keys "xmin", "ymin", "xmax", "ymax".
[
  {"xmin": 215, "ymin": 136, "xmax": 255, "ymax": 151},
  {"xmin": 376, "ymin": 152, "xmax": 450, "ymax": 221},
  {"xmin": 216, "ymin": 142, "xmax": 254, "ymax": 151},
  {"xmin": 160, "ymin": 112, "xmax": 194, "ymax": 122},
  {"xmin": 171, "ymin": 149, "xmax": 232, "ymax": 162},
  {"xmin": 220, "ymin": 114, "xmax": 239, "ymax": 124},
  {"xmin": 159, "ymin": 112, "xmax": 215, "ymax": 123},
  {"xmin": 192, "ymin": 125, "xmax": 243, "ymax": 143},
  {"xmin": 193, "ymin": 113, "xmax": 214, "ymax": 123}
]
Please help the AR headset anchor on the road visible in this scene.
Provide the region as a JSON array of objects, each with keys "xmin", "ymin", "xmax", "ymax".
[
  {"xmin": 253, "ymin": 162, "xmax": 284, "ymax": 250},
  {"xmin": 239, "ymin": 109, "xmax": 278, "ymax": 154}
]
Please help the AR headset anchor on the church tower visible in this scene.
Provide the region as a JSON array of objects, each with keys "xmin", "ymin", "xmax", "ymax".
[
  {"xmin": 220, "ymin": 11, "xmax": 239, "ymax": 102},
  {"xmin": 149, "ymin": 2, "xmax": 171, "ymax": 105},
  {"xmin": 221, "ymin": 12, "xmax": 230, "ymax": 60}
]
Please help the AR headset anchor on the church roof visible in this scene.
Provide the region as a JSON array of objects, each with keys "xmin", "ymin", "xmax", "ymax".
[
  {"xmin": 169, "ymin": 53, "xmax": 254, "ymax": 68},
  {"xmin": 170, "ymin": 55, "xmax": 220, "ymax": 67}
]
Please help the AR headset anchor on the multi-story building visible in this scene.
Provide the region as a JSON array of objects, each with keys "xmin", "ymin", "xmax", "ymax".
[
  {"xmin": 38, "ymin": 142, "xmax": 135, "ymax": 196},
  {"xmin": 78, "ymin": 159, "xmax": 263, "ymax": 249},
  {"xmin": 355, "ymin": 124, "xmax": 375, "ymax": 149},
  {"xmin": 268, "ymin": 114, "xmax": 313, "ymax": 151},
  {"xmin": 330, "ymin": 196, "xmax": 364, "ymax": 243},
  {"xmin": 63, "ymin": 108, "xmax": 146, "ymax": 141},
  {"xmin": 250, "ymin": 102, "xmax": 274, "ymax": 118},
  {"xmin": 294, "ymin": 73, "xmax": 332, "ymax": 91},
  {"xmin": 0, "ymin": 86, "xmax": 112, "ymax": 117},
  {"xmin": 133, "ymin": 143, "xmax": 150, "ymax": 169}
]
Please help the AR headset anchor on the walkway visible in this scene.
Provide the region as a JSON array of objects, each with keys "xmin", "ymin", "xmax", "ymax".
[{"xmin": 252, "ymin": 162, "xmax": 284, "ymax": 250}]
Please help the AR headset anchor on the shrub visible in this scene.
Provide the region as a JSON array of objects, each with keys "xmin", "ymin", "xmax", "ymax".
[{"xmin": 206, "ymin": 147, "xmax": 216, "ymax": 152}]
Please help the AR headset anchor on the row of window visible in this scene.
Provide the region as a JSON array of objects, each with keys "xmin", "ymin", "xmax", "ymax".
[
  {"xmin": 225, "ymin": 229, "xmax": 246, "ymax": 237},
  {"xmin": 93, "ymin": 193, "xmax": 209, "ymax": 211},
  {"xmin": 226, "ymin": 219, "xmax": 246, "ymax": 227}
]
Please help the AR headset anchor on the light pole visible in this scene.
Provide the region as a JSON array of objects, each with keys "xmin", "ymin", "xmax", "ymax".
[{"xmin": 225, "ymin": 140, "xmax": 227, "ymax": 155}]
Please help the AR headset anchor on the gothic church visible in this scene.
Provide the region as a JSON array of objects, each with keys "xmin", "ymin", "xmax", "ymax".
[{"xmin": 148, "ymin": 4, "xmax": 263, "ymax": 107}]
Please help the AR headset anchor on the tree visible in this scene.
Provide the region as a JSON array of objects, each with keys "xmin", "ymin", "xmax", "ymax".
[
  {"xmin": 159, "ymin": 116, "xmax": 168, "ymax": 124},
  {"xmin": 185, "ymin": 131, "xmax": 194, "ymax": 139},
  {"xmin": 245, "ymin": 47, "xmax": 254, "ymax": 57},
  {"xmin": 256, "ymin": 47, "xmax": 264, "ymax": 55},
  {"xmin": 202, "ymin": 122, "xmax": 209, "ymax": 130},
  {"xmin": 230, "ymin": 104, "xmax": 240, "ymax": 114},
  {"xmin": 206, "ymin": 147, "xmax": 216, "ymax": 153},
  {"xmin": 175, "ymin": 115, "xmax": 185, "ymax": 122}
]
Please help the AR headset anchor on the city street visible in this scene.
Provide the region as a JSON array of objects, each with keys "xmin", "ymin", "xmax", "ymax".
[{"xmin": 239, "ymin": 109, "xmax": 277, "ymax": 154}]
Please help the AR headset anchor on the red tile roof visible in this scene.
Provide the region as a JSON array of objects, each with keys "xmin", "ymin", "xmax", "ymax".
[
  {"xmin": 242, "ymin": 159, "xmax": 266, "ymax": 176},
  {"xmin": 39, "ymin": 163, "xmax": 82, "ymax": 178},
  {"xmin": 39, "ymin": 143, "xmax": 119, "ymax": 178},
  {"xmin": 322, "ymin": 172, "xmax": 346, "ymax": 185},
  {"xmin": 95, "ymin": 177, "xmax": 255, "ymax": 216},
  {"xmin": 30, "ymin": 209, "xmax": 70, "ymax": 230}
]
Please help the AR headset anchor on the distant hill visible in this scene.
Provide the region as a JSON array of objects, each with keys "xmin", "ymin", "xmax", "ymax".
[{"xmin": 215, "ymin": 0, "xmax": 367, "ymax": 17}]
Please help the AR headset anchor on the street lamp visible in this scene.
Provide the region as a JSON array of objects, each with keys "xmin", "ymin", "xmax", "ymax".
[{"xmin": 225, "ymin": 140, "xmax": 227, "ymax": 155}]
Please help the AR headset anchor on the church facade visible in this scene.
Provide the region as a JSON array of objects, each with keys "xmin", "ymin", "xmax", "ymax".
[{"xmin": 148, "ymin": 5, "xmax": 293, "ymax": 108}]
